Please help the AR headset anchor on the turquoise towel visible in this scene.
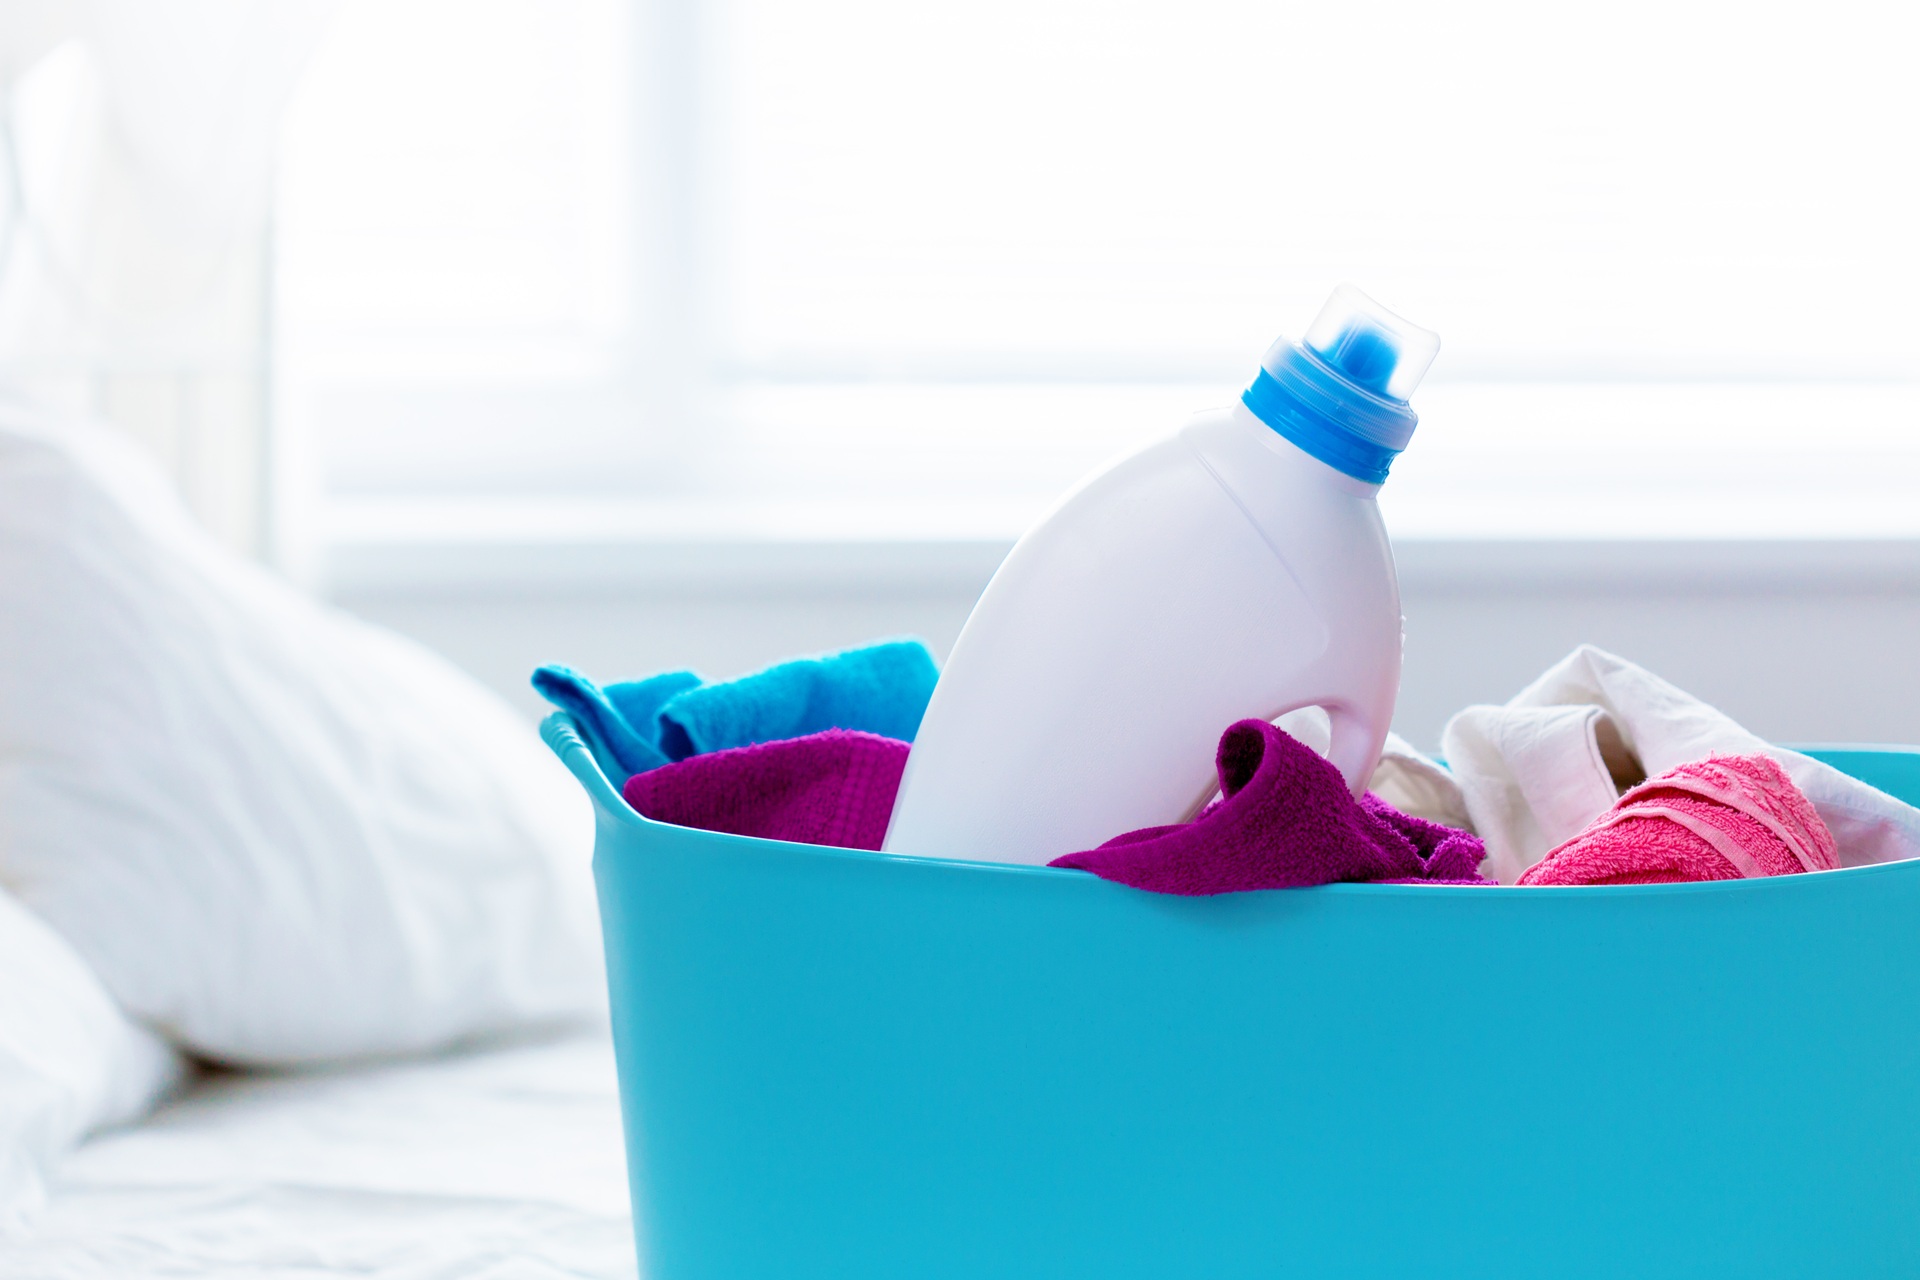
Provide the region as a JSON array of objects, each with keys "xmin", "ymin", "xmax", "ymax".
[
  {"xmin": 656, "ymin": 641, "xmax": 940, "ymax": 759},
  {"xmin": 532, "ymin": 639, "xmax": 940, "ymax": 781},
  {"xmin": 531, "ymin": 666, "xmax": 699, "ymax": 781}
]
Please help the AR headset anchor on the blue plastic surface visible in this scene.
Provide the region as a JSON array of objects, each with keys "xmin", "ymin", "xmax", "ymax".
[
  {"xmin": 546, "ymin": 712, "xmax": 1920, "ymax": 1280},
  {"xmin": 1241, "ymin": 349, "xmax": 1417, "ymax": 485}
]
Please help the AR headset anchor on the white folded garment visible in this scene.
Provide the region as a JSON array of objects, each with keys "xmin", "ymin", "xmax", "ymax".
[{"xmin": 1439, "ymin": 645, "xmax": 1920, "ymax": 884}]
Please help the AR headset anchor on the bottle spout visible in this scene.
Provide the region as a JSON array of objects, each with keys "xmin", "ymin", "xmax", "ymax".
[{"xmin": 1303, "ymin": 284, "xmax": 1440, "ymax": 403}]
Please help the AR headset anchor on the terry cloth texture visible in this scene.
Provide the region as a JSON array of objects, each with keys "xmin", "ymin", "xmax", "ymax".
[
  {"xmin": 1272, "ymin": 708, "xmax": 1475, "ymax": 831},
  {"xmin": 530, "ymin": 667, "xmax": 699, "ymax": 780},
  {"xmin": 533, "ymin": 639, "xmax": 939, "ymax": 782},
  {"xmin": 1049, "ymin": 719, "xmax": 1492, "ymax": 895},
  {"xmin": 621, "ymin": 730, "xmax": 909, "ymax": 851},
  {"xmin": 654, "ymin": 640, "xmax": 938, "ymax": 760},
  {"xmin": 1518, "ymin": 754, "xmax": 1838, "ymax": 886},
  {"xmin": 1440, "ymin": 645, "xmax": 1920, "ymax": 883}
]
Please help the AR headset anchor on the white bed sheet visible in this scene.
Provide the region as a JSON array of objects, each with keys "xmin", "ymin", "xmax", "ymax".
[{"xmin": 5, "ymin": 1030, "xmax": 636, "ymax": 1279}]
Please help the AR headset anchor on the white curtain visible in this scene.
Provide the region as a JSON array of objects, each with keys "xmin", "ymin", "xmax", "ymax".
[{"xmin": 0, "ymin": 0, "xmax": 331, "ymax": 559}]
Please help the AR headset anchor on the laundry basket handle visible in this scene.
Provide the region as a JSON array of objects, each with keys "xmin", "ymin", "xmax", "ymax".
[{"xmin": 541, "ymin": 711, "xmax": 641, "ymax": 826}]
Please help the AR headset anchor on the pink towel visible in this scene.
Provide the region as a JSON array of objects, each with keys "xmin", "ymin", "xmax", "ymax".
[
  {"xmin": 622, "ymin": 729, "xmax": 908, "ymax": 850},
  {"xmin": 1517, "ymin": 753, "xmax": 1837, "ymax": 886}
]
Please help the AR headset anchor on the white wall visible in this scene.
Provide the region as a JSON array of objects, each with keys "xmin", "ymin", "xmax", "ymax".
[
  {"xmin": 1397, "ymin": 589, "xmax": 1920, "ymax": 749},
  {"xmin": 330, "ymin": 539, "xmax": 1920, "ymax": 753}
]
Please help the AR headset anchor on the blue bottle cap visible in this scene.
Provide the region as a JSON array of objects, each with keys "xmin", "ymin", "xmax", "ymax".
[{"xmin": 1240, "ymin": 286, "xmax": 1440, "ymax": 486}]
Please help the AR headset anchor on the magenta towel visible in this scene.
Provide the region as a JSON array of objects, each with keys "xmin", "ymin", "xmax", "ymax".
[
  {"xmin": 1048, "ymin": 719, "xmax": 1491, "ymax": 895},
  {"xmin": 621, "ymin": 729, "xmax": 908, "ymax": 851},
  {"xmin": 1518, "ymin": 753, "xmax": 1837, "ymax": 887}
]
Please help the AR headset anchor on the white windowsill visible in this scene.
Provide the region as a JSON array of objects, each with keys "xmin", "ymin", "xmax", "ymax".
[
  {"xmin": 318, "ymin": 379, "xmax": 1920, "ymax": 595},
  {"xmin": 322, "ymin": 495, "xmax": 1920, "ymax": 597}
]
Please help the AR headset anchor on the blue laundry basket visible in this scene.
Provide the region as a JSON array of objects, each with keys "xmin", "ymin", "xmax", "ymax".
[{"xmin": 544, "ymin": 713, "xmax": 1920, "ymax": 1280}]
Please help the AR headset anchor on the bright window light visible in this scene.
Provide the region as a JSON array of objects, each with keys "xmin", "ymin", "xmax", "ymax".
[
  {"xmin": 277, "ymin": 0, "xmax": 1920, "ymax": 536},
  {"xmin": 720, "ymin": 0, "xmax": 1920, "ymax": 381}
]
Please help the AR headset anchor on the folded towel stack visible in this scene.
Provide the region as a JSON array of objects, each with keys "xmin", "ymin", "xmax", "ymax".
[
  {"xmin": 539, "ymin": 641, "xmax": 1907, "ymax": 895},
  {"xmin": 533, "ymin": 639, "xmax": 939, "ymax": 783},
  {"xmin": 623, "ymin": 730, "xmax": 909, "ymax": 851},
  {"xmin": 1440, "ymin": 644, "xmax": 1920, "ymax": 881}
]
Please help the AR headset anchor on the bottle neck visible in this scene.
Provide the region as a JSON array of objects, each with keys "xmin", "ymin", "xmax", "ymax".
[
  {"xmin": 1222, "ymin": 401, "xmax": 1385, "ymax": 500},
  {"xmin": 1239, "ymin": 344, "xmax": 1418, "ymax": 485}
]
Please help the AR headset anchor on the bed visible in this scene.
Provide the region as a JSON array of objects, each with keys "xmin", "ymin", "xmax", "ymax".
[
  {"xmin": 1, "ymin": 399, "xmax": 629, "ymax": 1277},
  {"xmin": 7, "ymin": 1029, "xmax": 635, "ymax": 1279}
]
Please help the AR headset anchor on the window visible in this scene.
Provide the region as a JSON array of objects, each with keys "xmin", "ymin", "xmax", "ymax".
[{"xmin": 277, "ymin": 0, "xmax": 1920, "ymax": 558}]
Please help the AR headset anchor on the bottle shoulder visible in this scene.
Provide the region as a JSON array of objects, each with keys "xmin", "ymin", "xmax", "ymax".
[
  {"xmin": 986, "ymin": 401, "xmax": 1397, "ymax": 612},
  {"xmin": 1182, "ymin": 402, "xmax": 1387, "ymax": 503}
]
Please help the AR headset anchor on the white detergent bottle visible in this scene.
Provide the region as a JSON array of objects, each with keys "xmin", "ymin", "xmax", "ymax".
[{"xmin": 884, "ymin": 285, "xmax": 1439, "ymax": 865}]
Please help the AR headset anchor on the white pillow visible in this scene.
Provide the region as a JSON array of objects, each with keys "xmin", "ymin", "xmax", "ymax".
[
  {"xmin": 0, "ymin": 886, "xmax": 183, "ymax": 1234},
  {"xmin": 0, "ymin": 393, "xmax": 603, "ymax": 1065}
]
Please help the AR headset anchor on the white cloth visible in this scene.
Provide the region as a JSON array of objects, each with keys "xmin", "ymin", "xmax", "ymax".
[
  {"xmin": 0, "ymin": 393, "xmax": 603, "ymax": 1065},
  {"xmin": 1439, "ymin": 645, "xmax": 1920, "ymax": 884},
  {"xmin": 0, "ymin": 886, "xmax": 183, "ymax": 1234},
  {"xmin": 8, "ymin": 1030, "xmax": 635, "ymax": 1278},
  {"xmin": 1368, "ymin": 734, "xmax": 1475, "ymax": 831}
]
